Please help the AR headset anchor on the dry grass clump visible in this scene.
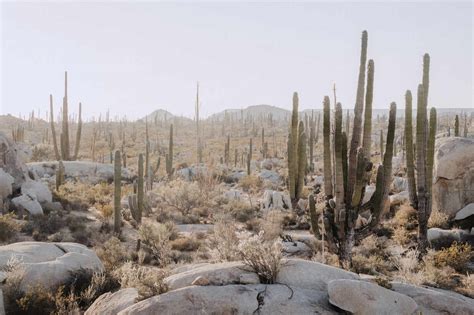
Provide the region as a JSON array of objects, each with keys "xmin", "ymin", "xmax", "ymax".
[
  {"xmin": 351, "ymin": 235, "xmax": 393, "ymax": 275},
  {"xmin": 238, "ymin": 231, "xmax": 282, "ymax": 284},
  {"xmin": 460, "ymin": 274, "xmax": 474, "ymax": 298},
  {"xmin": 239, "ymin": 175, "xmax": 262, "ymax": 192},
  {"xmin": 0, "ymin": 213, "xmax": 20, "ymax": 242},
  {"xmin": 392, "ymin": 249, "xmax": 425, "ymax": 285},
  {"xmin": 432, "ymin": 242, "xmax": 472, "ymax": 272},
  {"xmin": 114, "ymin": 262, "xmax": 168, "ymax": 300},
  {"xmin": 170, "ymin": 235, "xmax": 202, "ymax": 252},
  {"xmin": 221, "ymin": 199, "xmax": 257, "ymax": 223},
  {"xmin": 428, "ymin": 210, "xmax": 450, "ymax": 229},
  {"xmin": 393, "ymin": 204, "xmax": 417, "ymax": 229},
  {"xmin": 21, "ymin": 211, "xmax": 64, "ymax": 241}
]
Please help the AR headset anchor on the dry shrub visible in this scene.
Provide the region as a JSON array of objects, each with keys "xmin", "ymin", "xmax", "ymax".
[
  {"xmin": 138, "ymin": 221, "xmax": 173, "ymax": 266},
  {"xmin": 260, "ymin": 210, "xmax": 285, "ymax": 241},
  {"xmin": 239, "ymin": 175, "xmax": 262, "ymax": 192},
  {"xmin": 222, "ymin": 200, "xmax": 257, "ymax": 223},
  {"xmin": 114, "ymin": 262, "xmax": 168, "ymax": 300},
  {"xmin": 392, "ymin": 249, "xmax": 425, "ymax": 285},
  {"xmin": 460, "ymin": 274, "xmax": 474, "ymax": 298},
  {"xmin": 0, "ymin": 213, "xmax": 20, "ymax": 242},
  {"xmin": 170, "ymin": 236, "xmax": 201, "ymax": 252},
  {"xmin": 428, "ymin": 210, "xmax": 450, "ymax": 229},
  {"xmin": 432, "ymin": 242, "xmax": 472, "ymax": 272},
  {"xmin": 238, "ymin": 231, "xmax": 282, "ymax": 284},
  {"xmin": 21, "ymin": 211, "xmax": 64, "ymax": 240},
  {"xmin": 157, "ymin": 180, "xmax": 207, "ymax": 216},
  {"xmin": 392, "ymin": 226, "xmax": 415, "ymax": 246},
  {"xmin": 95, "ymin": 237, "xmax": 130, "ymax": 271},
  {"xmin": 352, "ymin": 235, "xmax": 392, "ymax": 274},
  {"xmin": 208, "ymin": 220, "xmax": 240, "ymax": 261}
]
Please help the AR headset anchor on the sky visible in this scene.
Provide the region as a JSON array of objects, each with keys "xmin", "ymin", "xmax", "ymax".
[{"xmin": 1, "ymin": 1, "xmax": 472, "ymax": 120}]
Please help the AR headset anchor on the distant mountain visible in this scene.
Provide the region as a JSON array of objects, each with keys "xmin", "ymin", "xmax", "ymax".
[
  {"xmin": 207, "ymin": 104, "xmax": 291, "ymax": 121},
  {"xmin": 141, "ymin": 109, "xmax": 175, "ymax": 122}
]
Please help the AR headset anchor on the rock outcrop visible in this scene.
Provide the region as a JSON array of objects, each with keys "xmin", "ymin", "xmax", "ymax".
[
  {"xmin": 433, "ymin": 137, "xmax": 474, "ymax": 216},
  {"xmin": 0, "ymin": 242, "xmax": 104, "ymax": 291},
  {"xmin": 85, "ymin": 288, "xmax": 139, "ymax": 315}
]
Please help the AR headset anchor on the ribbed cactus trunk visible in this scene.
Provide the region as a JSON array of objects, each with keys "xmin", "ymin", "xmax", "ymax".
[
  {"xmin": 296, "ymin": 121, "xmax": 306, "ymax": 200},
  {"xmin": 61, "ymin": 71, "xmax": 70, "ymax": 161},
  {"xmin": 347, "ymin": 30, "xmax": 368, "ymax": 203},
  {"xmin": 247, "ymin": 138, "xmax": 253, "ymax": 175},
  {"xmin": 309, "ymin": 112, "xmax": 315, "ymax": 171},
  {"xmin": 308, "ymin": 193, "xmax": 320, "ymax": 238},
  {"xmin": 288, "ymin": 92, "xmax": 299, "ymax": 200},
  {"xmin": 50, "ymin": 95, "xmax": 61, "ymax": 160},
  {"xmin": 56, "ymin": 160, "xmax": 65, "ymax": 191},
  {"xmin": 454, "ymin": 115, "xmax": 460, "ymax": 136},
  {"xmin": 166, "ymin": 124, "xmax": 173, "ymax": 177},
  {"xmin": 137, "ymin": 153, "xmax": 144, "ymax": 224},
  {"xmin": 334, "ymin": 103, "xmax": 345, "ymax": 220},
  {"xmin": 114, "ymin": 150, "xmax": 121, "ymax": 234},
  {"xmin": 405, "ymin": 90, "xmax": 417, "ymax": 207},
  {"xmin": 323, "ymin": 96, "xmax": 333, "ymax": 197},
  {"xmin": 73, "ymin": 102, "xmax": 82, "ymax": 160},
  {"xmin": 362, "ymin": 60, "xmax": 374, "ymax": 159}
]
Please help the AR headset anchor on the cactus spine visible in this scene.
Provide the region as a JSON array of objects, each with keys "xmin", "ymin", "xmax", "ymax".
[
  {"xmin": 405, "ymin": 53, "xmax": 437, "ymax": 253},
  {"xmin": 113, "ymin": 150, "xmax": 121, "ymax": 234}
]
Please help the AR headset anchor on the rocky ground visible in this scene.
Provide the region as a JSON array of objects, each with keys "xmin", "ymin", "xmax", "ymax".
[{"xmin": 0, "ymin": 115, "xmax": 473, "ymax": 314}]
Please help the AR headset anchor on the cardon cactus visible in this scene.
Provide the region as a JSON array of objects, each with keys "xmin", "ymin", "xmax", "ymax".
[
  {"xmin": 318, "ymin": 31, "xmax": 395, "ymax": 268},
  {"xmin": 113, "ymin": 150, "xmax": 122, "ymax": 234},
  {"xmin": 405, "ymin": 53, "xmax": 437, "ymax": 253},
  {"xmin": 287, "ymin": 92, "xmax": 307, "ymax": 201},
  {"xmin": 166, "ymin": 124, "xmax": 174, "ymax": 177}
]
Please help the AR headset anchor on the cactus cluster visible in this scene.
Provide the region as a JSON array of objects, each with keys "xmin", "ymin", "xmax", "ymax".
[
  {"xmin": 50, "ymin": 72, "xmax": 83, "ymax": 161},
  {"xmin": 316, "ymin": 31, "xmax": 396, "ymax": 267},
  {"xmin": 287, "ymin": 93, "xmax": 307, "ymax": 201},
  {"xmin": 405, "ymin": 53, "xmax": 437, "ymax": 253}
]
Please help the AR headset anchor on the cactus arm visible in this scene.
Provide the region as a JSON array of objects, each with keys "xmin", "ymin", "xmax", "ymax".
[
  {"xmin": 404, "ymin": 90, "xmax": 418, "ymax": 207},
  {"xmin": 296, "ymin": 121, "xmax": 307, "ymax": 200},
  {"xmin": 362, "ymin": 59, "xmax": 375, "ymax": 159},
  {"xmin": 73, "ymin": 102, "xmax": 82, "ymax": 160},
  {"xmin": 323, "ymin": 96, "xmax": 333, "ymax": 197},
  {"xmin": 49, "ymin": 95, "xmax": 61, "ymax": 160}
]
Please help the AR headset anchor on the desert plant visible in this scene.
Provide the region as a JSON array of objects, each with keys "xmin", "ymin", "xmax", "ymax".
[
  {"xmin": 405, "ymin": 53, "xmax": 437, "ymax": 253},
  {"xmin": 166, "ymin": 124, "xmax": 174, "ymax": 177},
  {"xmin": 287, "ymin": 92, "xmax": 307, "ymax": 201},
  {"xmin": 113, "ymin": 150, "xmax": 121, "ymax": 234},
  {"xmin": 56, "ymin": 160, "xmax": 65, "ymax": 191},
  {"xmin": 455, "ymin": 114, "xmax": 460, "ymax": 136},
  {"xmin": 0, "ymin": 213, "xmax": 20, "ymax": 242},
  {"xmin": 319, "ymin": 30, "xmax": 396, "ymax": 267}
]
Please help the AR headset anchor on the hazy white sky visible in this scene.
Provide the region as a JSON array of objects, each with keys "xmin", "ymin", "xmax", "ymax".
[{"xmin": 1, "ymin": 1, "xmax": 472, "ymax": 119}]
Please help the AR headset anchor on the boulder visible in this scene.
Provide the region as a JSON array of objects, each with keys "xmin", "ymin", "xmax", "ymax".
[
  {"xmin": 328, "ymin": 279, "xmax": 418, "ymax": 315},
  {"xmin": 362, "ymin": 185, "xmax": 375, "ymax": 204},
  {"xmin": 0, "ymin": 169, "xmax": 14, "ymax": 201},
  {"xmin": 390, "ymin": 191, "xmax": 409, "ymax": 206},
  {"xmin": 261, "ymin": 190, "xmax": 292, "ymax": 211},
  {"xmin": 0, "ymin": 132, "xmax": 27, "ymax": 190},
  {"xmin": 391, "ymin": 176, "xmax": 408, "ymax": 193},
  {"xmin": 390, "ymin": 282, "xmax": 474, "ymax": 315},
  {"xmin": 427, "ymin": 228, "xmax": 471, "ymax": 248},
  {"xmin": 0, "ymin": 242, "xmax": 104, "ymax": 291},
  {"xmin": 118, "ymin": 284, "xmax": 337, "ymax": 315},
  {"xmin": 85, "ymin": 288, "xmax": 139, "ymax": 315},
  {"xmin": 281, "ymin": 241, "xmax": 312, "ymax": 257},
  {"xmin": 223, "ymin": 189, "xmax": 242, "ymax": 201},
  {"xmin": 11, "ymin": 193, "xmax": 43, "ymax": 215},
  {"xmin": 165, "ymin": 261, "xmax": 259, "ymax": 291},
  {"xmin": 454, "ymin": 203, "xmax": 474, "ymax": 230},
  {"xmin": 176, "ymin": 164, "xmax": 208, "ymax": 181},
  {"xmin": 276, "ymin": 258, "xmax": 359, "ymax": 291},
  {"xmin": 433, "ymin": 137, "xmax": 474, "ymax": 216},
  {"xmin": 20, "ymin": 180, "xmax": 52, "ymax": 203},
  {"xmin": 258, "ymin": 169, "xmax": 280, "ymax": 184},
  {"xmin": 27, "ymin": 161, "xmax": 132, "ymax": 184}
]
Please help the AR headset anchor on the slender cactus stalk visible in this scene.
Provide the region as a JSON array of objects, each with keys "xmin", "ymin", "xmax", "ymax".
[
  {"xmin": 137, "ymin": 153, "xmax": 144, "ymax": 224},
  {"xmin": 296, "ymin": 121, "xmax": 306, "ymax": 200},
  {"xmin": 405, "ymin": 90, "xmax": 417, "ymax": 207},
  {"xmin": 323, "ymin": 96, "xmax": 333, "ymax": 197},
  {"xmin": 114, "ymin": 150, "xmax": 121, "ymax": 234},
  {"xmin": 50, "ymin": 95, "xmax": 60, "ymax": 160},
  {"xmin": 73, "ymin": 102, "xmax": 82, "ymax": 160},
  {"xmin": 362, "ymin": 60, "xmax": 374, "ymax": 158}
]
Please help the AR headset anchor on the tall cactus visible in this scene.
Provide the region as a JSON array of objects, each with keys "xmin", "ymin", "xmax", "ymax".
[
  {"xmin": 288, "ymin": 93, "xmax": 299, "ymax": 199},
  {"xmin": 166, "ymin": 124, "xmax": 174, "ymax": 177},
  {"xmin": 296, "ymin": 121, "xmax": 307, "ymax": 200},
  {"xmin": 56, "ymin": 160, "xmax": 65, "ymax": 191},
  {"xmin": 247, "ymin": 138, "xmax": 253, "ymax": 175},
  {"xmin": 114, "ymin": 150, "xmax": 121, "ymax": 234},
  {"xmin": 405, "ymin": 53, "xmax": 437, "ymax": 253},
  {"xmin": 454, "ymin": 114, "xmax": 460, "ymax": 136},
  {"xmin": 316, "ymin": 31, "xmax": 395, "ymax": 267},
  {"xmin": 73, "ymin": 102, "xmax": 82, "ymax": 160},
  {"xmin": 362, "ymin": 60, "xmax": 375, "ymax": 158},
  {"xmin": 50, "ymin": 95, "xmax": 60, "ymax": 160},
  {"xmin": 136, "ymin": 153, "xmax": 144, "ymax": 224}
]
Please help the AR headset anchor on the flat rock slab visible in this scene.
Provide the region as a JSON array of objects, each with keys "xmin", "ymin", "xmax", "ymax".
[
  {"xmin": 85, "ymin": 288, "xmax": 139, "ymax": 315},
  {"xmin": 276, "ymin": 258, "xmax": 359, "ymax": 291},
  {"xmin": 118, "ymin": 284, "xmax": 337, "ymax": 315},
  {"xmin": 0, "ymin": 241, "xmax": 103, "ymax": 291},
  {"xmin": 165, "ymin": 261, "xmax": 259, "ymax": 290},
  {"xmin": 328, "ymin": 279, "xmax": 418, "ymax": 315},
  {"xmin": 390, "ymin": 282, "xmax": 474, "ymax": 315}
]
